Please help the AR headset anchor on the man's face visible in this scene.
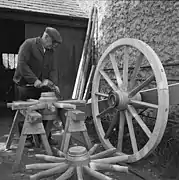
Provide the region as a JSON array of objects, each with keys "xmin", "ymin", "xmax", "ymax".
[{"xmin": 43, "ymin": 33, "xmax": 59, "ymax": 50}]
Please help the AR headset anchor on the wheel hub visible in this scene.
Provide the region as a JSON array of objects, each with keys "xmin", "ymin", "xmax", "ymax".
[
  {"xmin": 66, "ymin": 146, "xmax": 90, "ymax": 166},
  {"xmin": 108, "ymin": 90, "xmax": 129, "ymax": 110},
  {"xmin": 39, "ymin": 92, "xmax": 58, "ymax": 103}
]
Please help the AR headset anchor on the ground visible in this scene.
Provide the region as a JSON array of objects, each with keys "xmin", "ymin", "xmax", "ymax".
[{"xmin": 0, "ymin": 109, "xmax": 178, "ymax": 180}]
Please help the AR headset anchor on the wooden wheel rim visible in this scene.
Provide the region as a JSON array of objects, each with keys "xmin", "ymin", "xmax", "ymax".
[{"xmin": 92, "ymin": 38, "xmax": 169, "ymax": 163}]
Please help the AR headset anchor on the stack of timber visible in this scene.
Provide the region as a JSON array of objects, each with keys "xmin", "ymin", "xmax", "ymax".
[{"xmin": 72, "ymin": 5, "xmax": 98, "ymax": 100}]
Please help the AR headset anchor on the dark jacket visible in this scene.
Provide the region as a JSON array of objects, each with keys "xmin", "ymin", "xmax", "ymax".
[{"xmin": 13, "ymin": 37, "xmax": 58, "ymax": 86}]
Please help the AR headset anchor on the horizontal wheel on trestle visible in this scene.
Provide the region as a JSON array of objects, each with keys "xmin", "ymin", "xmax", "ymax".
[{"xmin": 26, "ymin": 145, "xmax": 129, "ymax": 180}]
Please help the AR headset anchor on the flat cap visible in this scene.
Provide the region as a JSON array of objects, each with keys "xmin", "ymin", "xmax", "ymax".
[{"xmin": 45, "ymin": 27, "xmax": 62, "ymax": 44}]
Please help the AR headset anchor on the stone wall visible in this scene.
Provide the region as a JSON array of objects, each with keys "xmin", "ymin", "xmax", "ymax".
[
  {"xmin": 98, "ymin": 0, "xmax": 179, "ymax": 62},
  {"xmin": 77, "ymin": 0, "xmax": 179, "ymax": 61}
]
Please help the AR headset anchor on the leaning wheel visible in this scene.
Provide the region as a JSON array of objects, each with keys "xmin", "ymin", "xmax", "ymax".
[{"xmin": 91, "ymin": 38, "xmax": 169, "ymax": 163}]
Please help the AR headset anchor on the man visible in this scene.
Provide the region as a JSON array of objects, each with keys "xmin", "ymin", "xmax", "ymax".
[{"xmin": 13, "ymin": 27, "xmax": 62, "ymax": 146}]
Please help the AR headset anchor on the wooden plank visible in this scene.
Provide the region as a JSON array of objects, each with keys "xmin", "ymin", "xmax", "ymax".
[
  {"xmin": 83, "ymin": 65, "xmax": 96, "ymax": 100},
  {"xmin": 54, "ymin": 102, "xmax": 76, "ymax": 110},
  {"xmin": 7, "ymin": 101, "xmax": 39, "ymax": 110},
  {"xmin": 72, "ymin": 6, "xmax": 94, "ymax": 99},
  {"xmin": 78, "ymin": 7, "xmax": 98, "ymax": 99}
]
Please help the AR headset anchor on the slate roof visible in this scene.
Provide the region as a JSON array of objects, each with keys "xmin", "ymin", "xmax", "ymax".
[{"xmin": 0, "ymin": 0, "xmax": 88, "ymax": 19}]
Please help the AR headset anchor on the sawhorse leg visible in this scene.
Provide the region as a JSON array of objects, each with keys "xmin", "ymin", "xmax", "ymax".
[
  {"xmin": 60, "ymin": 109, "xmax": 72, "ymax": 153},
  {"xmin": 40, "ymin": 133, "xmax": 52, "ymax": 155},
  {"xmin": 45, "ymin": 120, "xmax": 53, "ymax": 139},
  {"xmin": 60, "ymin": 110, "xmax": 92, "ymax": 154},
  {"xmin": 13, "ymin": 134, "xmax": 27, "ymax": 170},
  {"xmin": 82, "ymin": 130, "xmax": 92, "ymax": 150},
  {"xmin": 61, "ymin": 133, "xmax": 71, "ymax": 154},
  {"xmin": 13, "ymin": 111, "xmax": 52, "ymax": 170},
  {"xmin": 6, "ymin": 110, "xmax": 23, "ymax": 149}
]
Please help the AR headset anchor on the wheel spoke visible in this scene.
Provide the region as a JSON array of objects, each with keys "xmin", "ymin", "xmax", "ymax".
[
  {"xmin": 56, "ymin": 166, "xmax": 74, "ymax": 180},
  {"xmin": 95, "ymin": 92, "xmax": 109, "ymax": 98},
  {"xmin": 125, "ymin": 110, "xmax": 138, "ymax": 153},
  {"xmin": 99, "ymin": 70, "xmax": 118, "ymax": 91},
  {"xmin": 26, "ymin": 162, "xmax": 64, "ymax": 170},
  {"xmin": 29, "ymin": 163, "xmax": 68, "ymax": 180},
  {"xmin": 130, "ymin": 100, "xmax": 158, "ymax": 109},
  {"xmin": 89, "ymin": 162, "xmax": 128, "ymax": 172},
  {"xmin": 117, "ymin": 111, "xmax": 125, "ymax": 151},
  {"xmin": 123, "ymin": 47, "xmax": 129, "ymax": 89},
  {"xmin": 129, "ymin": 53, "xmax": 144, "ymax": 90},
  {"xmin": 109, "ymin": 53, "xmax": 123, "ymax": 88},
  {"xmin": 129, "ymin": 74, "xmax": 155, "ymax": 97},
  {"xmin": 128, "ymin": 105, "xmax": 152, "ymax": 138},
  {"xmin": 89, "ymin": 144, "xmax": 100, "ymax": 155},
  {"xmin": 90, "ymin": 148, "xmax": 116, "ymax": 160},
  {"xmin": 76, "ymin": 166, "xmax": 84, "ymax": 180},
  {"xmin": 104, "ymin": 111, "xmax": 119, "ymax": 139},
  {"xmin": 84, "ymin": 165, "xmax": 112, "ymax": 180},
  {"xmin": 96, "ymin": 106, "xmax": 114, "ymax": 118}
]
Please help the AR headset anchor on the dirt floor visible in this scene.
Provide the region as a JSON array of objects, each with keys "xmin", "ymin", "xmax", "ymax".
[{"xmin": 0, "ymin": 109, "xmax": 178, "ymax": 180}]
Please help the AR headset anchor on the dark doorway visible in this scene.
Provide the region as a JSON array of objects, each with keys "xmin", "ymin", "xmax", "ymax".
[{"xmin": 0, "ymin": 18, "xmax": 25, "ymax": 115}]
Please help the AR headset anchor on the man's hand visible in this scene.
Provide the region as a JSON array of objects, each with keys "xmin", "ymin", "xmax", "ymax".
[
  {"xmin": 34, "ymin": 79, "xmax": 42, "ymax": 88},
  {"xmin": 41, "ymin": 79, "xmax": 49, "ymax": 87},
  {"xmin": 54, "ymin": 85, "xmax": 60, "ymax": 93},
  {"xmin": 40, "ymin": 79, "xmax": 60, "ymax": 95}
]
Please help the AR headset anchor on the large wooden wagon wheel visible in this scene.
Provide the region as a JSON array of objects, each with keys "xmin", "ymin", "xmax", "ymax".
[{"xmin": 91, "ymin": 38, "xmax": 169, "ymax": 163}]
